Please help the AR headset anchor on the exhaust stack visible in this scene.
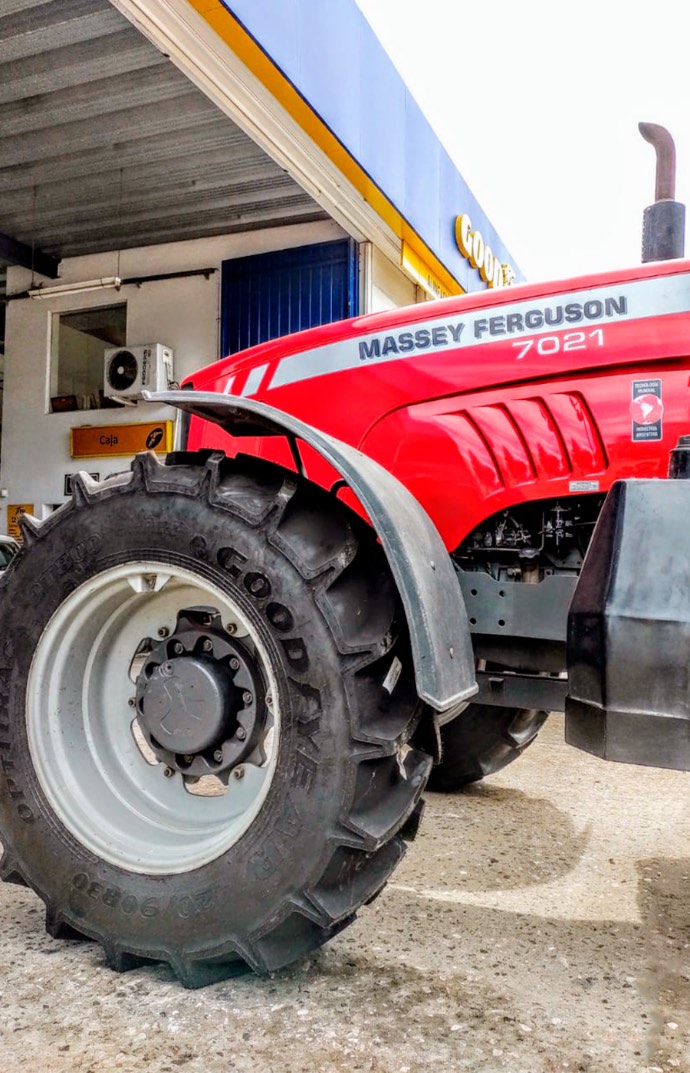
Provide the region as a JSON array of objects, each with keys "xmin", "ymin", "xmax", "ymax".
[{"xmin": 639, "ymin": 122, "xmax": 685, "ymax": 262}]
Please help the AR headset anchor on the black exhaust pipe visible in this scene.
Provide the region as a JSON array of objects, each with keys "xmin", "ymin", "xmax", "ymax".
[{"xmin": 639, "ymin": 122, "xmax": 685, "ymax": 262}]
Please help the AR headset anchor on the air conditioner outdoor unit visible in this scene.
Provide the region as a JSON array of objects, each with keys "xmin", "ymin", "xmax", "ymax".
[{"xmin": 103, "ymin": 343, "xmax": 173, "ymax": 400}]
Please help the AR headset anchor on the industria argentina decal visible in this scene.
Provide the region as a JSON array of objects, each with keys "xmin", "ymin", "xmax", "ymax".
[{"xmin": 630, "ymin": 379, "xmax": 663, "ymax": 441}]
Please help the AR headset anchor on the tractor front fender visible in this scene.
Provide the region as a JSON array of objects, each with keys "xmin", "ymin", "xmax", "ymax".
[{"xmin": 146, "ymin": 390, "xmax": 477, "ymax": 716}]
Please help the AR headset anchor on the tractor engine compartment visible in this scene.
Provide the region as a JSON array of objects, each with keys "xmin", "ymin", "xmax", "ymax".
[
  {"xmin": 453, "ymin": 495, "xmax": 605, "ymax": 682},
  {"xmin": 455, "ymin": 494, "xmax": 605, "ymax": 582}
]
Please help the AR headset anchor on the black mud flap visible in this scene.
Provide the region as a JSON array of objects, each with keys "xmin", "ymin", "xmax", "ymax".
[{"xmin": 566, "ymin": 478, "xmax": 690, "ymax": 770}]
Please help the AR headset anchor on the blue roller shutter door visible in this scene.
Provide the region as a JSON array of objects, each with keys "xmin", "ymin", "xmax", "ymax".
[{"xmin": 221, "ymin": 239, "xmax": 358, "ymax": 356}]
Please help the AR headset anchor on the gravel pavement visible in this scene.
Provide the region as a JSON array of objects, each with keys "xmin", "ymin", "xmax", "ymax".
[{"xmin": 0, "ymin": 714, "xmax": 688, "ymax": 1073}]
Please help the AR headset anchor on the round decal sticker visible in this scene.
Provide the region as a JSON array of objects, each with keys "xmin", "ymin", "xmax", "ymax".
[
  {"xmin": 145, "ymin": 427, "xmax": 165, "ymax": 450},
  {"xmin": 630, "ymin": 393, "xmax": 664, "ymax": 426}
]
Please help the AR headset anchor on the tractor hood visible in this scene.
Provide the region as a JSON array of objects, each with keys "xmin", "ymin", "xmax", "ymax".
[{"xmin": 185, "ymin": 259, "xmax": 690, "ymax": 450}]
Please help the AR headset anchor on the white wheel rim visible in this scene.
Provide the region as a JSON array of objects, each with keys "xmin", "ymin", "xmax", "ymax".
[{"xmin": 26, "ymin": 562, "xmax": 280, "ymax": 874}]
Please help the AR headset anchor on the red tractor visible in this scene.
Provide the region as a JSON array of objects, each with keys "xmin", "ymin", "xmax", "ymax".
[
  {"xmin": 0, "ymin": 122, "xmax": 686, "ymax": 985},
  {"xmin": 1, "ymin": 251, "xmax": 689, "ymax": 985}
]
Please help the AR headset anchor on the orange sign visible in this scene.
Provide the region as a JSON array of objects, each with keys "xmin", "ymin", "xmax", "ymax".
[
  {"xmin": 7, "ymin": 504, "xmax": 34, "ymax": 540},
  {"xmin": 70, "ymin": 421, "xmax": 173, "ymax": 459}
]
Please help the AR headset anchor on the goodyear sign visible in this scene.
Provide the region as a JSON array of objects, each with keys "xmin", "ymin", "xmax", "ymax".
[
  {"xmin": 455, "ymin": 214, "xmax": 516, "ymax": 289},
  {"xmin": 70, "ymin": 421, "xmax": 173, "ymax": 459}
]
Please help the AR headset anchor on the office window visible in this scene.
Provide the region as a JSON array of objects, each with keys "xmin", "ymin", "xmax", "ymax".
[{"xmin": 50, "ymin": 304, "xmax": 126, "ymax": 412}]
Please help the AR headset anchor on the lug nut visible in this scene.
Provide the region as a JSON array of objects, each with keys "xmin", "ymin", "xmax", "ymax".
[
  {"xmin": 163, "ymin": 766, "xmax": 174, "ymax": 778},
  {"xmin": 233, "ymin": 767, "xmax": 245, "ymax": 779},
  {"xmin": 229, "ymin": 658, "xmax": 240, "ymax": 671},
  {"xmin": 242, "ymin": 691, "xmax": 253, "ymax": 706},
  {"xmin": 225, "ymin": 622, "xmax": 237, "ymax": 635},
  {"xmin": 158, "ymin": 627, "xmax": 170, "ymax": 638},
  {"xmin": 162, "ymin": 662, "xmax": 174, "ymax": 676},
  {"xmin": 202, "ymin": 638, "xmax": 213, "ymax": 652},
  {"xmin": 266, "ymin": 693, "xmax": 273, "ymax": 708},
  {"xmin": 183, "ymin": 755, "xmax": 194, "ymax": 765},
  {"xmin": 128, "ymin": 697, "xmax": 135, "ymax": 708},
  {"xmin": 213, "ymin": 749, "xmax": 223, "ymax": 763},
  {"xmin": 172, "ymin": 642, "xmax": 184, "ymax": 656},
  {"xmin": 236, "ymin": 727, "xmax": 246, "ymax": 741}
]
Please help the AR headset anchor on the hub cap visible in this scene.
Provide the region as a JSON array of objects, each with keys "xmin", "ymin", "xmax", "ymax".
[{"xmin": 136, "ymin": 616, "xmax": 267, "ymax": 776}]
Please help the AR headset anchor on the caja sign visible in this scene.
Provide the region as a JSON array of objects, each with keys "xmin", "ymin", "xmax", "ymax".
[
  {"xmin": 455, "ymin": 214, "xmax": 516, "ymax": 289},
  {"xmin": 70, "ymin": 420, "xmax": 173, "ymax": 459}
]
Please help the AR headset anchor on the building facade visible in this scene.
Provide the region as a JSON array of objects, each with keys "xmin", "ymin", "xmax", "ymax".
[{"xmin": 0, "ymin": 0, "xmax": 519, "ymax": 533}]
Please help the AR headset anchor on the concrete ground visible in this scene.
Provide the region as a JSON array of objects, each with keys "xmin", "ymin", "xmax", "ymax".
[{"xmin": 0, "ymin": 714, "xmax": 688, "ymax": 1073}]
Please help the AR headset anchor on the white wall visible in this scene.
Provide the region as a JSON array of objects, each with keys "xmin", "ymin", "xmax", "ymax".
[
  {"xmin": 1, "ymin": 219, "xmax": 345, "ymax": 529},
  {"xmin": 370, "ymin": 246, "xmax": 419, "ymax": 312}
]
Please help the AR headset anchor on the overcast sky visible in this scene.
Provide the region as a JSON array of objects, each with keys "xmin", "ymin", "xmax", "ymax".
[{"xmin": 355, "ymin": 0, "xmax": 688, "ymax": 284}]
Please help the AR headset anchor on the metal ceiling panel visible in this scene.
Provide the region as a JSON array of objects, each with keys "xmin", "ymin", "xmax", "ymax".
[
  {"xmin": 0, "ymin": 30, "xmax": 164, "ymax": 105},
  {"xmin": 0, "ymin": 0, "xmax": 326, "ymax": 269},
  {"xmin": 0, "ymin": 0, "xmax": 125, "ymax": 63}
]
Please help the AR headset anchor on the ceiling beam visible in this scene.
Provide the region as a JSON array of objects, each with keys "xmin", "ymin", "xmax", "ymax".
[{"xmin": 0, "ymin": 231, "xmax": 60, "ymax": 278}]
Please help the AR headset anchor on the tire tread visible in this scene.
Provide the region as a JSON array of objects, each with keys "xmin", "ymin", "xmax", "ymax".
[{"xmin": 3, "ymin": 450, "xmax": 428, "ymax": 984}]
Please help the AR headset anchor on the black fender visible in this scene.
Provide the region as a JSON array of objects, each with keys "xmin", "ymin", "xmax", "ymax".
[
  {"xmin": 145, "ymin": 390, "xmax": 477, "ymax": 716},
  {"xmin": 567, "ymin": 478, "xmax": 690, "ymax": 770}
]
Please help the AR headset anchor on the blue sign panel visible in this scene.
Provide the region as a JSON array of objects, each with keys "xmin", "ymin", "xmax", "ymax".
[{"xmin": 220, "ymin": 0, "xmax": 521, "ymax": 291}]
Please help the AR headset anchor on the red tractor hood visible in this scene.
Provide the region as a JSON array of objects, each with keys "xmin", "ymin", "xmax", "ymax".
[{"xmin": 185, "ymin": 259, "xmax": 690, "ymax": 450}]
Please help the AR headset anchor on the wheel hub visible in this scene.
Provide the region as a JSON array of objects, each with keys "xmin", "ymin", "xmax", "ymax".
[
  {"xmin": 136, "ymin": 622, "xmax": 266, "ymax": 777},
  {"xmin": 26, "ymin": 560, "xmax": 281, "ymax": 875},
  {"xmin": 142, "ymin": 656, "xmax": 234, "ymax": 754}
]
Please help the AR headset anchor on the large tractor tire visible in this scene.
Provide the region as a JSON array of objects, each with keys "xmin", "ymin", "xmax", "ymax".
[
  {"xmin": 428, "ymin": 703, "xmax": 548, "ymax": 791},
  {"xmin": 0, "ymin": 452, "xmax": 430, "ymax": 986}
]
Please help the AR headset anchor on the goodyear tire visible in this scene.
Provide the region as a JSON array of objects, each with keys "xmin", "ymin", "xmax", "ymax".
[
  {"xmin": 0, "ymin": 452, "xmax": 429, "ymax": 986},
  {"xmin": 428, "ymin": 703, "xmax": 548, "ymax": 791}
]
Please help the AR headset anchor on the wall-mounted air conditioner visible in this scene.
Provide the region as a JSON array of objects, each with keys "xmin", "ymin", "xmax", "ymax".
[{"xmin": 103, "ymin": 343, "xmax": 173, "ymax": 401}]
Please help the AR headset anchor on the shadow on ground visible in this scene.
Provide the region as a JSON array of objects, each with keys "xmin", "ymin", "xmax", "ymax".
[{"xmin": 416, "ymin": 783, "xmax": 592, "ymax": 892}]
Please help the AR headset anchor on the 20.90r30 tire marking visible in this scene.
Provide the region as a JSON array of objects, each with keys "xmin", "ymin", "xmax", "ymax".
[{"xmin": 0, "ymin": 451, "xmax": 430, "ymax": 986}]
